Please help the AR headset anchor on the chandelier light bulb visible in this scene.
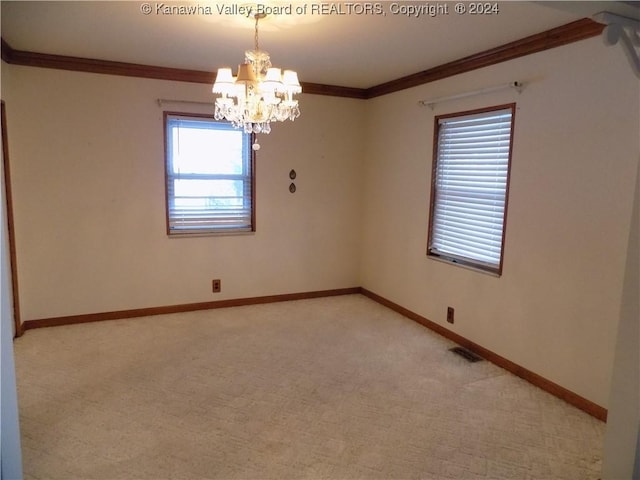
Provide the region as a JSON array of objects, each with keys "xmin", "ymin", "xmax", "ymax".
[
  {"xmin": 212, "ymin": 68, "xmax": 236, "ymax": 94},
  {"xmin": 282, "ymin": 70, "xmax": 301, "ymax": 93},
  {"xmin": 235, "ymin": 63, "xmax": 258, "ymax": 84}
]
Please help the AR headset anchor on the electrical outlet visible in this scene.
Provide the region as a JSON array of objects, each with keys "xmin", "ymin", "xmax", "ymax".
[
  {"xmin": 447, "ymin": 307, "xmax": 454, "ymax": 324},
  {"xmin": 212, "ymin": 279, "xmax": 221, "ymax": 293}
]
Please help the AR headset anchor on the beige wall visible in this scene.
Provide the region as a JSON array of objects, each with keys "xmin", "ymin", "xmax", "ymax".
[
  {"xmin": 360, "ymin": 37, "xmax": 639, "ymax": 408},
  {"xmin": 3, "ymin": 35, "xmax": 638, "ymax": 409},
  {"xmin": 1, "ymin": 65, "xmax": 365, "ymax": 320}
]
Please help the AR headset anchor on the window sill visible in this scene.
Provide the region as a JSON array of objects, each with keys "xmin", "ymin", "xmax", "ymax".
[
  {"xmin": 167, "ymin": 231, "xmax": 255, "ymax": 238},
  {"xmin": 427, "ymin": 254, "xmax": 501, "ymax": 278}
]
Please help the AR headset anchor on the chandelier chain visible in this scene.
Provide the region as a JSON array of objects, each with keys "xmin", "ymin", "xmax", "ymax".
[{"xmin": 254, "ymin": 16, "xmax": 260, "ymax": 51}]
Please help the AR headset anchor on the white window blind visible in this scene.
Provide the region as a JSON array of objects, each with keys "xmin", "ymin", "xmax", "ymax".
[
  {"xmin": 165, "ymin": 114, "xmax": 253, "ymax": 235},
  {"xmin": 428, "ymin": 106, "xmax": 514, "ymax": 274}
]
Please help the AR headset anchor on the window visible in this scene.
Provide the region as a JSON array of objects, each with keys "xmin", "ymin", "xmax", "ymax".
[
  {"xmin": 427, "ymin": 104, "xmax": 515, "ymax": 275},
  {"xmin": 164, "ymin": 113, "xmax": 254, "ymax": 235}
]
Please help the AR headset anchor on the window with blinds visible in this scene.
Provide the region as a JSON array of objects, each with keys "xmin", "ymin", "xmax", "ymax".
[
  {"xmin": 164, "ymin": 113, "xmax": 254, "ymax": 235},
  {"xmin": 427, "ymin": 104, "xmax": 515, "ymax": 275}
]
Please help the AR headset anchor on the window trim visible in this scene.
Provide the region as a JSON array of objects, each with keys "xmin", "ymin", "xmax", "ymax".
[
  {"xmin": 427, "ymin": 103, "xmax": 516, "ymax": 276},
  {"xmin": 163, "ymin": 111, "xmax": 256, "ymax": 236}
]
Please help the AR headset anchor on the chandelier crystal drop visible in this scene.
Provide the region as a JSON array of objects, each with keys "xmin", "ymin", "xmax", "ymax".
[{"xmin": 212, "ymin": 13, "xmax": 301, "ymax": 143}]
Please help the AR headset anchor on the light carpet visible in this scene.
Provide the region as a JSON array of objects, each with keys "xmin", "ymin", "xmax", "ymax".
[{"xmin": 14, "ymin": 294, "xmax": 604, "ymax": 479}]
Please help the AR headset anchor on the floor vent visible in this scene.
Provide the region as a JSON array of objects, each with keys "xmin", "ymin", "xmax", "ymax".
[{"xmin": 449, "ymin": 346, "xmax": 483, "ymax": 363}]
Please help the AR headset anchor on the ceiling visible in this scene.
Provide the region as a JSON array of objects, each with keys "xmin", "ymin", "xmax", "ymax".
[{"xmin": 1, "ymin": 1, "xmax": 639, "ymax": 89}]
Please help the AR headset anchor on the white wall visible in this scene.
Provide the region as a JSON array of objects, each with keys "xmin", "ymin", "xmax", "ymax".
[
  {"xmin": 360, "ymin": 37, "xmax": 639, "ymax": 408},
  {"xmin": 602, "ymin": 155, "xmax": 639, "ymax": 479},
  {"xmin": 1, "ymin": 65, "xmax": 365, "ymax": 321},
  {"xmin": 601, "ymin": 61, "xmax": 640, "ymax": 476},
  {"xmin": 1, "ymin": 102, "xmax": 23, "ymax": 479}
]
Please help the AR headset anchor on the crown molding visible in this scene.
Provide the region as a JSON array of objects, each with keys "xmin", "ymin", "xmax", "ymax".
[
  {"xmin": 1, "ymin": 38, "xmax": 216, "ymax": 84},
  {"xmin": 2, "ymin": 18, "xmax": 604, "ymax": 100},
  {"xmin": 365, "ymin": 18, "xmax": 604, "ymax": 98},
  {"xmin": 1, "ymin": 38, "xmax": 364, "ymax": 98}
]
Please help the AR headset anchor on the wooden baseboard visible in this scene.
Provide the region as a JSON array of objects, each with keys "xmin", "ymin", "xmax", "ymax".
[
  {"xmin": 20, "ymin": 285, "xmax": 607, "ymax": 421},
  {"xmin": 21, "ymin": 287, "xmax": 362, "ymax": 331},
  {"xmin": 360, "ymin": 288, "xmax": 608, "ymax": 422}
]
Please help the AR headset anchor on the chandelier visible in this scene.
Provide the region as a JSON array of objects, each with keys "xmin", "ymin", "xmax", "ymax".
[{"xmin": 212, "ymin": 12, "xmax": 302, "ymax": 149}]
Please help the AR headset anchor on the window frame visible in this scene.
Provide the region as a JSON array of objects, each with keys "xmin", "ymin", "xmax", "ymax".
[
  {"xmin": 163, "ymin": 111, "xmax": 256, "ymax": 236},
  {"xmin": 427, "ymin": 103, "xmax": 516, "ymax": 276}
]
